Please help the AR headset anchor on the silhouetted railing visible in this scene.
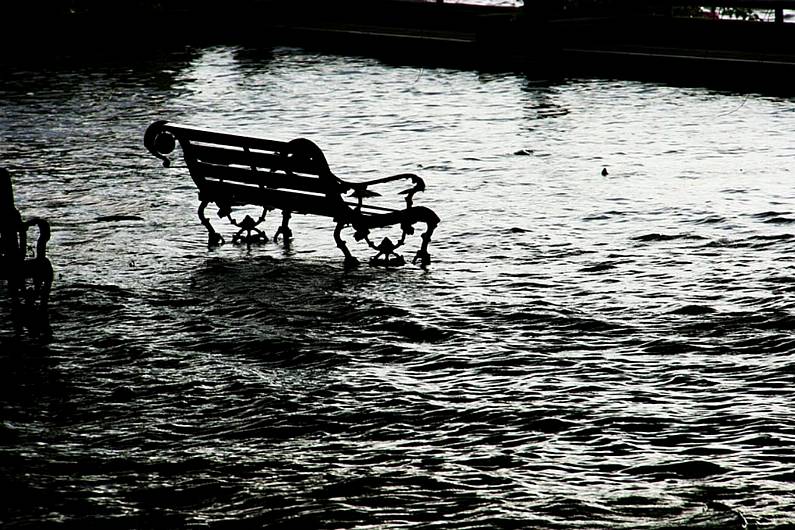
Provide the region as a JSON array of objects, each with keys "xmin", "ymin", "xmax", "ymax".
[{"xmin": 525, "ymin": 0, "xmax": 795, "ymax": 22}]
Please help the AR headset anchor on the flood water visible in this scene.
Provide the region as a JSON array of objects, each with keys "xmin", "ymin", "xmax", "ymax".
[{"xmin": 2, "ymin": 45, "xmax": 795, "ymax": 529}]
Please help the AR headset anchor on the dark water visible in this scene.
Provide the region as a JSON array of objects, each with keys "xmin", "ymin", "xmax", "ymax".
[{"xmin": 2, "ymin": 45, "xmax": 795, "ymax": 529}]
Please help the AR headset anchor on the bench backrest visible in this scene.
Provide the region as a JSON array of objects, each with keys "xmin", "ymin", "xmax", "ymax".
[{"xmin": 144, "ymin": 121, "xmax": 354, "ymax": 218}]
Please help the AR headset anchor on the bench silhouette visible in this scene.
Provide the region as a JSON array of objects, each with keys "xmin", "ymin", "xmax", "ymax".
[
  {"xmin": 0, "ymin": 168, "xmax": 53, "ymax": 310},
  {"xmin": 144, "ymin": 121, "xmax": 440, "ymax": 268}
]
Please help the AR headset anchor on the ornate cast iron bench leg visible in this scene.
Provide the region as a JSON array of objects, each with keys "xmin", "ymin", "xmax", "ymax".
[
  {"xmin": 369, "ymin": 236, "xmax": 405, "ymax": 267},
  {"xmin": 334, "ymin": 220, "xmax": 360, "ymax": 269},
  {"xmin": 412, "ymin": 210, "xmax": 439, "ymax": 269},
  {"xmin": 230, "ymin": 208, "xmax": 268, "ymax": 248},
  {"xmin": 413, "ymin": 221, "xmax": 438, "ymax": 268},
  {"xmin": 198, "ymin": 201, "xmax": 224, "ymax": 248},
  {"xmin": 274, "ymin": 210, "xmax": 293, "ymax": 244}
]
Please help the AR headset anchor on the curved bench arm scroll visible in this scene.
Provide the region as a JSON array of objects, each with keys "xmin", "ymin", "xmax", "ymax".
[{"xmin": 144, "ymin": 120, "xmax": 176, "ymax": 168}]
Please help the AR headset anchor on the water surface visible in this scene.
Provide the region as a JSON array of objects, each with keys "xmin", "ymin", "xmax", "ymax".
[{"xmin": 2, "ymin": 45, "xmax": 794, "ymax": 529}]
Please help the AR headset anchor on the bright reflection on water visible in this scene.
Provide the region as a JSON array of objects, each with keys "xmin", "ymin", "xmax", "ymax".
[{"xmin": 2, "ymin": 45, "xmax": 795, "ymax": 529}]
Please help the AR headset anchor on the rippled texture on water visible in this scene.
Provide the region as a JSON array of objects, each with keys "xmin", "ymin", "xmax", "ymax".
[{"xmin": 2, "ymin": 46, "xmax": 795, "ymax": 529}]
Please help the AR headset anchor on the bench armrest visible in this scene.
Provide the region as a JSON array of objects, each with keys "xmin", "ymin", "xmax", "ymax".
[{"xmin": 346, "ymin": 173, "xmax": 426, "ymax": 209}]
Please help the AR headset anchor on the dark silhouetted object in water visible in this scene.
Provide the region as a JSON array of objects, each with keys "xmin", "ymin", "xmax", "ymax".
[
  {"xmin": 0, "ymin": 168, "xmax": 53, "ymax": 314},
  {"xmin": 369, "ymin": 236, "xmax": 406, "ymax": 267},
  {"xmin": 602, "ymin": 167, "xmax": 609, "ymax": 176},
  {"xmin": 144, "ymin": 121, "xmax": 440, "ymax": 268}
]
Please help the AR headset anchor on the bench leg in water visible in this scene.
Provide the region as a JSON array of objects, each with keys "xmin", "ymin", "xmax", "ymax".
[
  {"xmin": 198, "ymin": 201, "xmax": 224, "ymax": 247},
  {"xmin": 412, "ymin": 214, "xmax": 439, "ymax": 269},
  {"xmin": 334, "ymin": 220, "xmax": 360, "ymax": 269},
  {"xmin": 231, "ymin": 216, "xmax": 268, "ymax": 247},
  {"xmin": 16, "ymin": 257, "xmax": 53, "ymax": 310},
  {"xmin": 230, "ymin": 208, "xmax": 268, "ymax": 248},
  {"xmin": 273, "ymin": 210, "xmax": 293, "ymax": 244},
  {"xmin": 368, "ymin": 236, "xmax": 406, "ymax": 267},
  {"xmin": 6, "ymin": 259, "xmax": 52, "ymax": 313}
]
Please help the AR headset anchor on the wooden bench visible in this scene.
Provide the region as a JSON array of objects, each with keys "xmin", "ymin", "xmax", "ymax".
[
  {"xmin": 0, "ymin": 168, "xmax": 53, "ymax": 310},
  {"xmin": 144, "ymin": 121, "xmax": 440, "ymax": 268}
]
